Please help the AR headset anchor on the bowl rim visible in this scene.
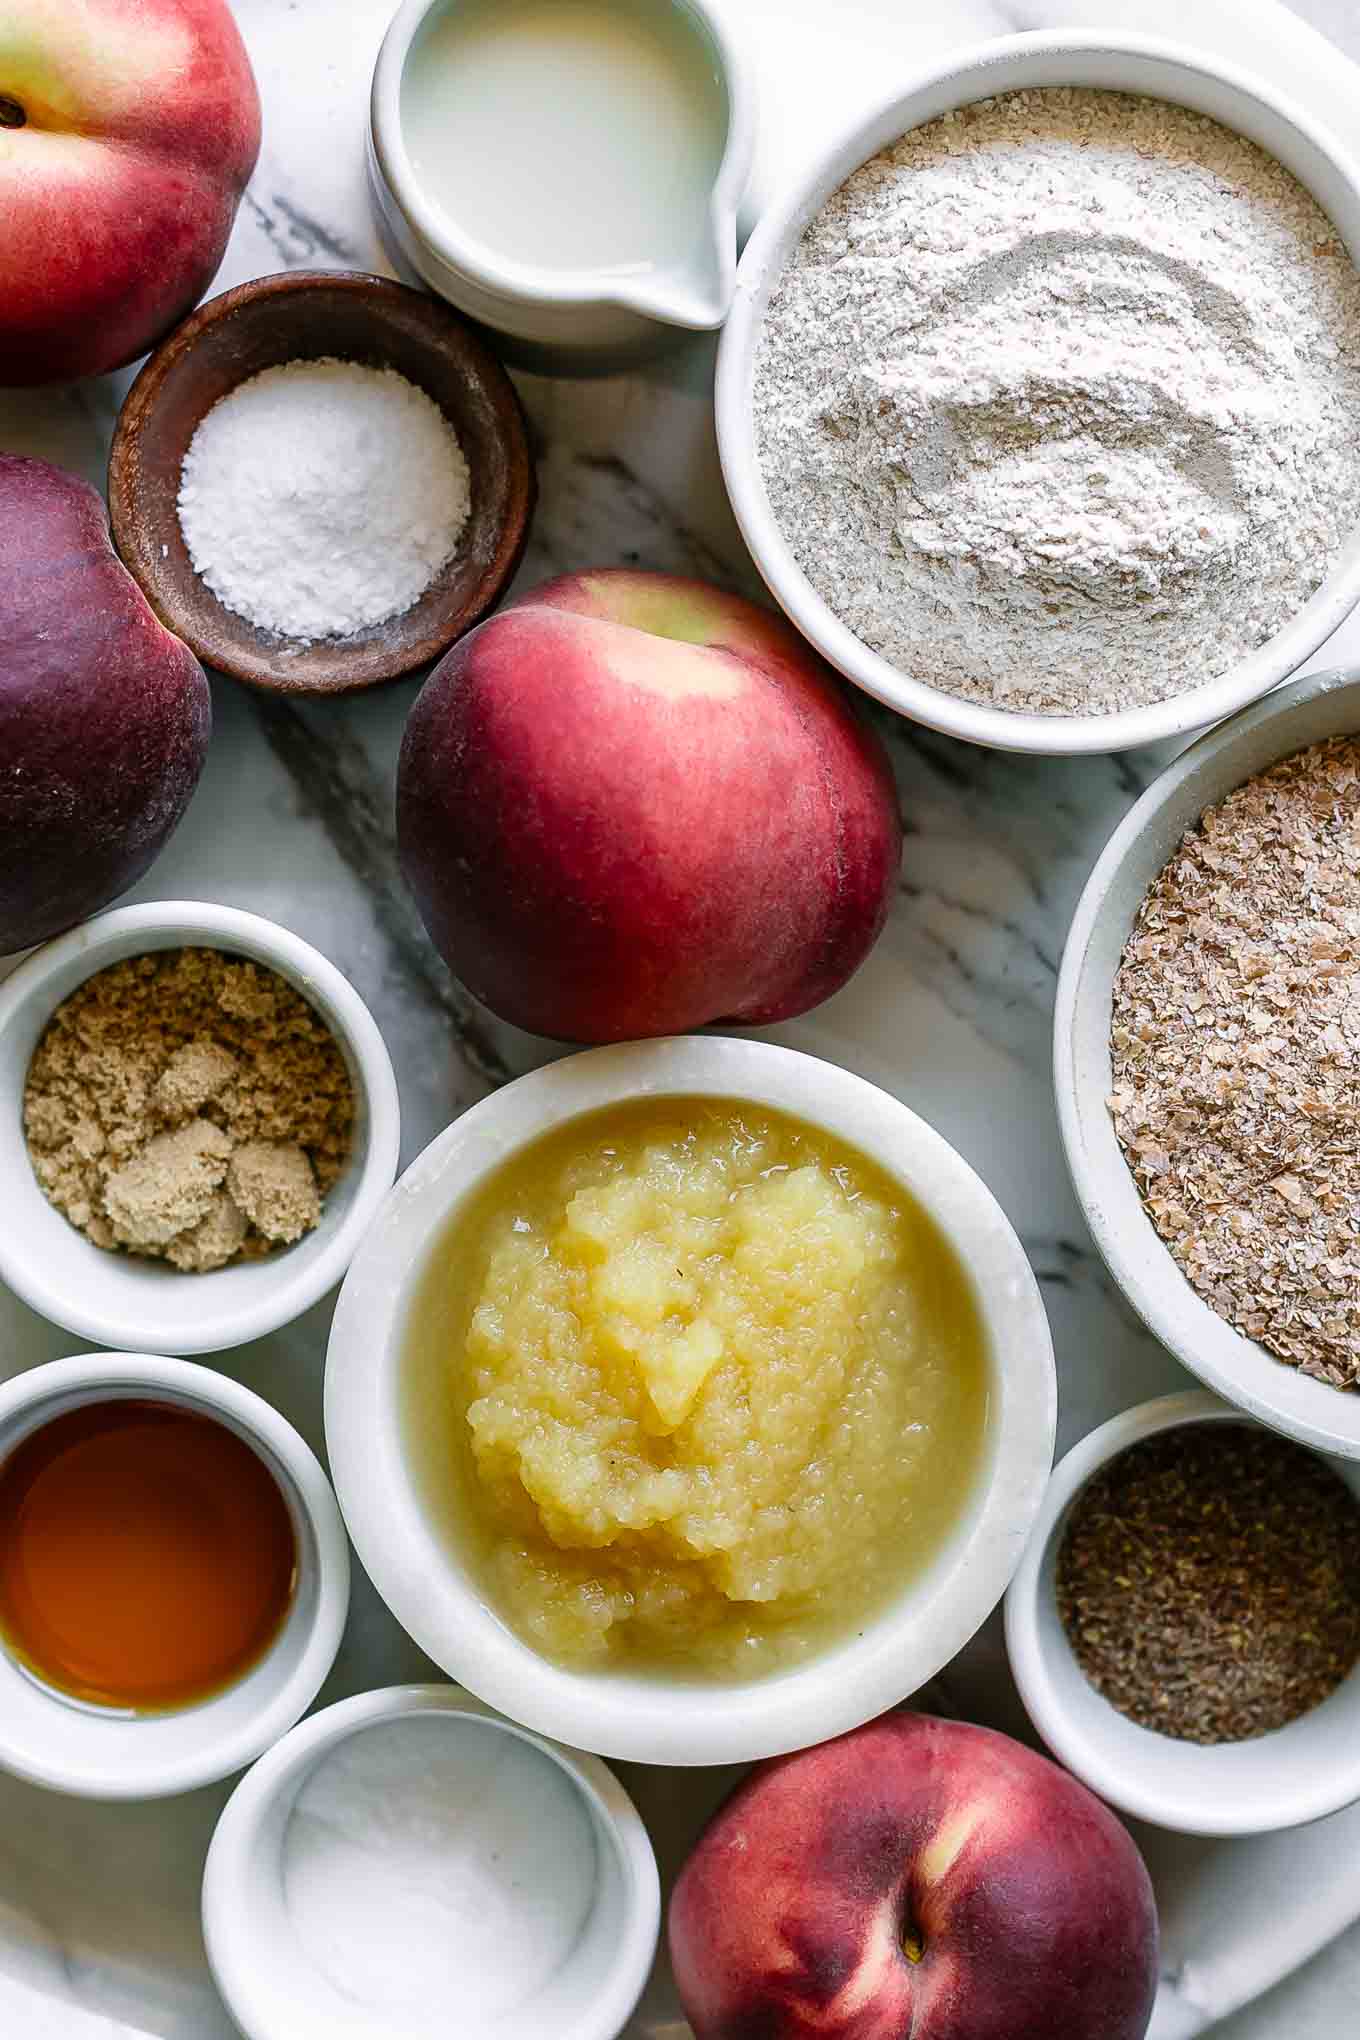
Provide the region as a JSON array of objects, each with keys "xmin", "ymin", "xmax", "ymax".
[
  {"xmin": 201, "ymin": 1682, "xmax": 661, "ymax": 2040},
  {"xmin": 1004, "ymin": 1391, "xmax": 1360, "ymax": 1835},
  {"xmin": 368, "ymin": 0, "xmax": 755, "ymax": 328},
  {"xmin": 0, "ymin": 1352, "xmax": 351, "ymax": 1800},
  {"xmin": 714, "ymin": 27, "xmax": 1360, "ymax": 756},
  {"xmin": 0, "ymin": 899, "xmax": 401, "ymax": 1354},
  {"xmin": 106, "ymin": 269, "xmax": 536, "ymax": 695},
  {"xmin": 324, "ymin": 1035, "xmax": 1056, "ymax": 1767},
  {"xmin": 1054, "ymin": 663, "xmax": 1360, "ymax": 1458}
]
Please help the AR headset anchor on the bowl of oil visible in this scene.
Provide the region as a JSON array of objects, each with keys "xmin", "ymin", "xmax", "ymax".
[
  {"xmin": 0, "ymin": 1352, "xmax": 349, "ymax": 1800},
  {"xmin": 369, "ymin": 0, "xmax": 755, "ymax": 367}
]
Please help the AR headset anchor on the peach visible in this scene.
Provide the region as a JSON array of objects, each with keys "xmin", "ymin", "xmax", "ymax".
[
  {"xmin": 0, "ymin": 455, "xmax": 211, "ymax": 952},
  {"xmin": 670, "ymin": 1711, "xmax": 1158, "ymax": 2040},
  {"xmin": 0, "ymin": 0, "xmax": 260, "ymax": 385},
  {"xmin": 396, "ymin": 569, "xmax": 902, "ymax": 1042}
]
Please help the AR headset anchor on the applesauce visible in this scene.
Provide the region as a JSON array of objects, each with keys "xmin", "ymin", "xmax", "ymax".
[{"xmin": 404, "ymin": 1099, "xmax": 990, "ymax": 1676}]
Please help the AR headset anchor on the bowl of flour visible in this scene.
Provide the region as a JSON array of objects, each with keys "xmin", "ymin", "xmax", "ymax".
[{"xmin": 717, "ymin": 31, "xmax": 1360, "ymax": 754}]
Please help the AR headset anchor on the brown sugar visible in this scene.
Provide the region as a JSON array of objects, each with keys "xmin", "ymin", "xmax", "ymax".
[{"xmin": 23, "ymin": 948, "xmax": 353, "ymax": 1273}]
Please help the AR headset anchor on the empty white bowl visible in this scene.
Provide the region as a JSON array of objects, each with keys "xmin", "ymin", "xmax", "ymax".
[
  {"xmin": 0, "ymin": 1352, "xmax": 350, "ymax": 1800},
  {"xmin": 202, "ymin": 1683, "xmax": 660, "ymax": 2040},
  {"xmin": 715, "ymin": 30, "xmax": 1360, "ymax": 755},
  {"xmin": 1006, "ymin": 1392, "xmax": 1360, "ymax": 1836},
  {"xmin": 0, "ymin": 900, "xmax": 400, "ymax": 1356},
  {"xmin": 1056, "ymin": 665, "xmax": 1360, "ymax": 1458},
  {"xmin": 326, "ymin": 1036, "xmax": 1056, "ymax": 1767}
]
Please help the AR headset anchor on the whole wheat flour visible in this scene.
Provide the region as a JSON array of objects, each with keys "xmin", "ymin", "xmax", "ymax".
[
  {"xmin": 1109, "ymin": 736, "xmax": 1360, "ymax": 1388},
  {"xmin": 24, "ymin": 948, "xmax": 354, "ymax": 1272},
  {"xmin": 752, "ymin": 89, "xmax": 1360, "ymax": 717}
]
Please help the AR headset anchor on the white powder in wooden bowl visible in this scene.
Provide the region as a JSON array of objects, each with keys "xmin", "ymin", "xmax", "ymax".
[
  {"xmin": 1109, "ymin": 736, "xmax": 1360, "ymax": 1387},
  {"xmin": 178, "ymin": 357, "xmax": 471, "ymax": 642},
  {"xmin": 752, "ymin": 89, "xmax": 1360, "ymax": 717}
]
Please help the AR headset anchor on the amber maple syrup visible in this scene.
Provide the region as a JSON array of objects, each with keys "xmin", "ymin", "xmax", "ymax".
[{"xmin": 0, "ymin": 1399, "xmax": 297, "ymax": 1712}]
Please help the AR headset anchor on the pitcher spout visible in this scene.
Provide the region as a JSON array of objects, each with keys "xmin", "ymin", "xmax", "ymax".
[{"xmin": 613, "ymin": 198, "xmax": 739, "ymax": 332}]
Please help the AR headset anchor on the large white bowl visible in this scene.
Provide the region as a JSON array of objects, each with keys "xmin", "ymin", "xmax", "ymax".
[
  {"xmin": 0, "ymin": 1353, "xmax": 350, "ymax": 1801},
  {"xmin": 1056, "ymin": 665, "xmax": 1360, "ymax": 1457},
  {"xmin": 1006, "ymin": 1392, "xmax": 1360, "ymax": 1836},
  {"xmin": 715, "ymin": 30, "xmax": 1360, "ymax": 756},
  {"xmin": 0, "ymin": 901, "xmax": 401, "ymax": 1355},
  {"xmin": 325, "ymin": 1037, "xmax": 1056, "ymax": 1767}
]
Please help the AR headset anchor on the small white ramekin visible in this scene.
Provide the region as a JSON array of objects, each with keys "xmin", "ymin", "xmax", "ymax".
[
  {"xmin": 0, "ymin": 1352, "xmax": 350, "ymax": 1800},
  {"xmin": 0, "ymin": 900, "xmax": 400, "ymax": 1356},
  {"xmin": 1006, "ymin": 1392, "xmax": 1360, "ymax": 1837},
  {"xmin": 715, "ymin": 30, "xmax": 1360, "ymax": 756},
  {"xmin": 368, "ymin": 0, "xmax": 755, "ymax": 368},
  {"xmin": 202, "ymin": 1683, "xmax": 660, "ymax": 2040},
  {"xmin": 1056, "ymin": 665, "xmax": 1360, "ymax": 1459},
  {"xmin": 326, "ymin": 1036, "xmax": 1055, "ymax": 1768}
]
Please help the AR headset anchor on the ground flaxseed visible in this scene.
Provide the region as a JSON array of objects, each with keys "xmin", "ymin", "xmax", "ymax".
[
  {"xmin": 23, "ymin": 948, "xmax": 353, "ymax": 1272},
  {"xmin": 1109, "ymin": 735, "xmax": 1360, "ymax": 1387},
  {"xmin": 1056, "ymin": 1424, "xmax": 1360, "ymax": 1744}
]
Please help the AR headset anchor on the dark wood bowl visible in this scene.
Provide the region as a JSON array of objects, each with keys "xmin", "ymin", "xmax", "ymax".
[{"xmin": 108, "ymin": 271, "xmax": 535, "ymax": 695}]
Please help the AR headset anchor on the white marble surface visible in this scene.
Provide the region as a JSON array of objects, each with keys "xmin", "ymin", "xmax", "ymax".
[{"xmin": 4, "ymin": 0, "xmax": 1360, "ymax": 2035}]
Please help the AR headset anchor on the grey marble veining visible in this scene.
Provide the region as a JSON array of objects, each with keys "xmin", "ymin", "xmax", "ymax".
[{"xmin": 5, "ymin": 1, "xmax": 1360, "ymax": 2035}]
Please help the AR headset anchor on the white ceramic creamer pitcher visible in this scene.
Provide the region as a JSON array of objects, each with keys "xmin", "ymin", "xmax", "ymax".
[{"xmin": 369, "ymin": 0, "xmax": 754, "ymax": 370}]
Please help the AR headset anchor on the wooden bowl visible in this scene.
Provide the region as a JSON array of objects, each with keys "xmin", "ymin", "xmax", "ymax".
[{"xmin": 108, "ymin": 271, "xmax": 535, "ymax": 695}]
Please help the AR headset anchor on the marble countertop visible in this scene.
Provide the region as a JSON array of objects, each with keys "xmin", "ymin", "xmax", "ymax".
[{"xmin": 4, "ymin": 1, "xmax": 1360, "ymax": 2036}]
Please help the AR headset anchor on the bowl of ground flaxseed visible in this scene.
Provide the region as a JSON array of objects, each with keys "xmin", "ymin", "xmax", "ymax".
[
  {"xmin": 716, "ymin": 32, "xmax": 1360, "ymax": 756},
  {"xmin": 0, "ymin": 900, "xmax": 400, "ymax": 1355},
  {"xmin": 1006, "ymin": 1392, "xmax": 1360, "ymax": 1836},
  {"xmin": 1056, "ymin": 664, "xmax": 1360, "ymax": 1458}
]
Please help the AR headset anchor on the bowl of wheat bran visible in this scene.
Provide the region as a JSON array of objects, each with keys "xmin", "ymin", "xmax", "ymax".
[
  {"xmin": 1056, "ymin": 665, "xmax": 1360, "ymax": 1458},
  {"xmin": 716, "ymin": 31, "xmax": 1360, "ymax": 755}
]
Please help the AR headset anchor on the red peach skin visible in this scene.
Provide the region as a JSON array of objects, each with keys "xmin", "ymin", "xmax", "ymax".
[
  {"xmin": 396, "ymin": 569, "xmax": 903, "ymax": 1042},
  {"xmin": 0, "ymin": 455, "xmax": 211, "ymax": 952},
  {"xmin": 0, "ymin": 0, "xmax": 260, "ymax": 385},
  {"xmin": 669, "ymin": 1712, "xmax": 1158, "ymax": 2040}
]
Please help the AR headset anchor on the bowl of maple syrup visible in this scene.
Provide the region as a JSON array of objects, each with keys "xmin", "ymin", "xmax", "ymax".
[{"xmin": 0, "ymin": 1351, "xmax": 350, "ymax": 1799}]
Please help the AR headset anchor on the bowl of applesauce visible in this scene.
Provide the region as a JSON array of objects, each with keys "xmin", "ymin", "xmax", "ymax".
[{"xmin": 325, "ymin": 1038, "xmax": 1055, "ymax": 1766}]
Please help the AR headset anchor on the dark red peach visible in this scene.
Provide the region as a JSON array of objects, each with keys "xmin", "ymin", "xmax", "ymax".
[{"xmin": 669, "ymin": 1712, "xmax": 1158, "ymax": 2040}]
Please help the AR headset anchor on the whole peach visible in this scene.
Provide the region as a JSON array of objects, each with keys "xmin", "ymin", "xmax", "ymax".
[
  {"xmin": 0, "ymin": 0, "xmax": 260, "ymax": 385},
  {"xmin": 0, "ymin": 455, "xmax": 211, "ymax": 952},
  {"xmin": 396, "ymin": 569, "xmax": 902, "ymax": 1042},
  {"xmin": 669, "ymin": 1711, "xmax": 1158, "ymax": 2040}
]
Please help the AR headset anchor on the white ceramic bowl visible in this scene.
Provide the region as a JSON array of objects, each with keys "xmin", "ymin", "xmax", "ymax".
[
  {"xmin": 326, "ymin": 1036, "xmax": 1055, "ymax": 1767},
  {"xmin": 0, "ymin": 901, "xmax": 400, "ymax": 1356},
  {"xmin": 368, "ymin": 0, "xmax": 754, "ymax": 369},
  {"xmin": 202, "ymin": 1683, "xmax": 660, "ymax": 2040},
  {"xmin": 1006, "ymin": 1392, "xmax": 1360, "ymax": 1836},
  {"xmin": 1056, "ymin": 665, "xmax": 1360, "ymax": 1458},
  {"xmin": 0, "ymin": 1352, "xmax": 350, "ymax": 1800},
  {"xmin": 715, "ymin": 30, "xmax": 1360, "ymax": 756}
]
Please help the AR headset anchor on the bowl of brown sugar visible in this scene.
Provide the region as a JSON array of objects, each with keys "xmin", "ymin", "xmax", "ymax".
[
  {"xmin": 1006, "ymin": 1392, "xmax": 1360, "ymax": 1836},
  {"xmin": 0, "ymin": 900, "xmax": 401, "ymax": 1354},
  {"xmin": 1057, "ymin": 664, "xmax": 1360, "ymax": 1459}
]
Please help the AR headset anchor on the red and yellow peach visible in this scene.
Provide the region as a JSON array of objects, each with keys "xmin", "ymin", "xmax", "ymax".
[{"xmin": 396, "ymin": 569, "xmax": 903, "ymax": 1042}]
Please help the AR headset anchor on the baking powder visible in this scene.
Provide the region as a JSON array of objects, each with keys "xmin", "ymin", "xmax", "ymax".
[
  {"xmin": 178, "ymin": 358, "xmax": 471, "ymax": 643},
  {"xmin": 280, "ymin": 1714, "xmax": 597, "ymax": 2032},
  {"xmin": 752, "ymin": 90, "xmax": 1360, "ymax": 717}
]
